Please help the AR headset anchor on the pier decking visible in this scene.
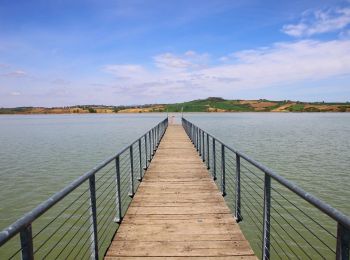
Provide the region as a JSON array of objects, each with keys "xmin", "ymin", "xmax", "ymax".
[{"xmin": 105, "ymin": 124, "xmax": 256, "ymax": 259}]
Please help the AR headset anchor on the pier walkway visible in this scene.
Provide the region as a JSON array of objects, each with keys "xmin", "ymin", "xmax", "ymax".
[{"xmin": 105, "ymin": 124, "xmax": 256, "ymax": 259}]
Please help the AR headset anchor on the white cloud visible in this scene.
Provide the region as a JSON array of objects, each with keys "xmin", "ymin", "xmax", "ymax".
[
  {"xmin": 10, "ymin": 92, "xmax": 21, "ymax": 96},
  {"xmin": 1, "ymin": 70, "xmax": 28, "ymax": 78},
  {"xmin": 51, "ymin": 78, "xmax": 70, "ymax": 85},
  {"xmin": 103, "ymin": 40, "xmax": 350, "ymax": 99},
  {"xmin": 154, "ymin": 53, "xmax": 192, "ymax": 70},
  {"xmin": 104, "ymin": 64, "xmax": 147, "ymax": 78},
  {"xmin": 282, "ymin": 7, "xmax": 350, "ymax": 37},
  {"xmin": 153, "ymin": 51, "xmax": 209, "ymax": 70}
]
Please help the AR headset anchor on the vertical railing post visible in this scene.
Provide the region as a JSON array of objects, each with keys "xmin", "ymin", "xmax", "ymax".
[
  {"xmin": 235, "ymin": 154, "xmax": 242, "ymax": 222},
  {"xmin": 196, "ymin": 127, "xmax": 199, "ymax": 151},
  {"xmin": 88, "ymin": 175, "xmax": 99, "ymax": 260},
  {"xmin": 199, "ymin": 129, "xmax": 202, "ymax": 156},
  {"xmin": 262, "ymin": 174, "xmax": 271, "ymax": 260},
  {"xmin": 114, "ymin": 156, "xmax": 122, "ymax": 223},
  {"xmin": 144, "ymin": 135, "xmax": 148, "ymax": 169},
  {"xmin": 206, "ymin": 134, "xmax": 210, "ymax": 169},
  {"xmin": 213, "ymin": 139, "xmax": 216, "ymax": 180},
  {"xmin": 221, "ymin": 144, "xmax": 226, "ymax": 196},
  {"xmin": 148, "ymin": 131, "xmax": 152, "ymax": 160},
  {"xmin": 138, "ymin": 139, "xmax": 142, "ymax": 181},
  {"xmin": 20, "ymin": 224, "xmax": 34, "ymax": 260},
  {"xmin": 129, "ymin": 146, "xmax": 134, "ymax": 197},
  {"xmin": 202, "ymin": 131, "xmax": 205, "ymax": 162},
  {"xmin": 191, "ymin": 124, "xmax": 194, "ymax": 143},
  {"xmin": 336, "ymin": 223, "xmax": 350, "ymax": 260},
  {"xmin": 152, "ymin": 128, "xmax": 155, "ymax": 152}
]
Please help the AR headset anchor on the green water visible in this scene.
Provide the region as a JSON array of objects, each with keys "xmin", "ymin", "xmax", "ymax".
[
  {"xmin": 185, "ymin": 112, "xmax": 350, "ymax": 259},
  {"xmin": 0, "ymin": 113, "xmax": 349, "ymax": 259},
  {"xmin": 0, "ymin": 114, "xmax": 165, "ymax": 228}
]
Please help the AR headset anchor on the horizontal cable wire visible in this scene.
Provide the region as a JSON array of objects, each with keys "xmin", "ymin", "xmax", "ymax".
[
  {"xmin": 34, "ymin": 195, "xmax": 91, "ymax": 254},
  {"xmin": 40, "ymin": 205, "xmax": 92, "ymax": 259},
  {"xmin": 272, "ymin": 185, "xmax": 336, "ymax": 239}
]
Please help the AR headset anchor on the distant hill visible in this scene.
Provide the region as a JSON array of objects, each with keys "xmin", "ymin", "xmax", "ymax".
[
  {"xmin": 164, "ymin": 97, "xmax": 350, "ymax": 112},
  {"xmin": 1, "ymin": 98, "xmax": 350, "ymax": 114}
]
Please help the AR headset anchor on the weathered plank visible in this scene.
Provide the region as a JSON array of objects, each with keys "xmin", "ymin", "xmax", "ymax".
[{"xmin": 105, "ymin": 124, "xmax": 256, "ymax": 259}]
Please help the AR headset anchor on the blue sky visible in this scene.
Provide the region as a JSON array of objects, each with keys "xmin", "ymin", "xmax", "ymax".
[{"xmin": 1, "ymin": 0, "xmax": 350, "ymax": 106}]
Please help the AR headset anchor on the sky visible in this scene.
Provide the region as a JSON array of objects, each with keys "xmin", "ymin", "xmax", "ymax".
[{"xmin": 1, "ymin": 0, "xmax": 350, "ymax": 107}]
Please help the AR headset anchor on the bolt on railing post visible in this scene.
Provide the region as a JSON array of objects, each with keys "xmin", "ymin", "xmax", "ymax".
[
  {"xmin": 206, "ymin": 134, "xmax": 210, "ymax": 169},
  {"xmin": 20, "ymin": 224, "xmax": 33, "ymax": 260},
  {"xmin": 213, "ymin": 139, "xmax": 216, "ymax": 180},
  {"xmin": 221, "ymin": 144, "xmax": 226, "ymax": 196},
  {"xmin": 129, "ymin": 146, "xmax": 134, "ymax": 197},
  {"xmin": 235, "ymin": 154, "xmax": 242, "ymax": 222},
  {"xmin": 262, "ymin": 173, "xmax": 271, "ymax": 260},
  {"xmin": 138, "ymin": 139, "xmax": 142, "ymax": 181},
  {"xmin": 336, "ymin": 222, "xmax": 350, "ymax": 260},
  {"xmin": 88, "ymin": 175, "xmax": 99, "ymax": 260},
  {"xmin": 114, "ymin": 156, "xmax": 122, "ymax": 223}
]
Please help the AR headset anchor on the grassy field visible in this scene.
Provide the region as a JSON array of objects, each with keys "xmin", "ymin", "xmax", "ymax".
[{"xmin": 1, "ymin": 97, "xmax": 350, "ymax": 114}]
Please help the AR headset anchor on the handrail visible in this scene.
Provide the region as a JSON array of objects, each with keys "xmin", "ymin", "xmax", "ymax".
[
  {"xmin": 182, "ymin": 117, "xmax": 350, "ymax": 260},
  {"xmin": 0, "ymin": 117, "xmax": 168, "ymax": 259}
]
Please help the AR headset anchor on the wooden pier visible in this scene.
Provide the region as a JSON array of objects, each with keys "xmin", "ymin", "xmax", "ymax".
[{"xmin": 105, "ymin": 124, "xmax": 256, "ymax": 259}]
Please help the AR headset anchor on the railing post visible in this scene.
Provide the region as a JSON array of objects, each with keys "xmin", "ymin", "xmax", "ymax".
[
  {"xmin": 114, "ymin": 156, "xmax": 122, "ymax": 223},
  {"xmin": 336, "ymin": 222, "xmax": 350, "ymax": 260},
  {"xmin": 148, "ymin": 131, "xmax": 152, "ymax": 160},
  {"xmin": 144, "ymin": 134, "xmax": 148, "ymax": 169},
  {"xmin": 191, "ymin": 124, "xmax": 194, "ymax": 143},
  {"xmin": 20, "ymin": 224, "xmax": 33, "ymax": 260},
  {"xmin": 199, "ymin": 129, "xmax": 202, "ymax": 156},
  {"xmin": 152, "ymin": 127, "xmax": 157, "ymax": 155},
  {"xmin": 129, "ymin": 146, "xmax": 134, "ymax": 197},
  {"xmin": 213, "ymin": 139, "xmax": 216, "ymax": 180},
  {"xmin": 138, "ymin": 139, "xmax": 142, "ymax": 181},
  {"xmin": 88, "ymin": 175, "xmax": 99, "ymax": 260},
  {"xmin": 221, "ymin": 144, "xmax": 226, "ymax": 196},
  {"xmin": 235, "ymin": 154, "xmax": 242, "ymax": 222},
  {"xmin": 196, "ymin": 127, "xmax": 199, "ymax": 151},
  {"xmin": 206, "ymin": 134, "xmax": 210, "ymax": 169},
  {"xmin": 262, "ymin": 174, "xmax": 271, "ymax": 260},
  {"xmin": 202, "ymin": 131, "xmax": 205, "ymax": 162}
]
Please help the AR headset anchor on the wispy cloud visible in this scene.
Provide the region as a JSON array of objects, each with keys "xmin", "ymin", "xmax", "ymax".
[
  {"xmin": 0, "ymin": 63, "xmax": 10, "ymax": 69},
  {"xmin": 153, "ymin": 51, "xmax": 209, "ymax": 70},
  {"xmin": 9, "ymin": 91, "xmax": 21, "ymax": 96},
  {"xmin": 1, "ymin": 70, "xmax": 28, "ymax": 78},
  {"xmin": 282, "ymin": 7, "xmax": 350, "ymax": 37},
  {"xmin": 51, "ymin": 78, "xmax": 70, "ymax": 85},
  {"xmin": 103, "ymin": 40, "xmax": 350, "ymax": 100}
]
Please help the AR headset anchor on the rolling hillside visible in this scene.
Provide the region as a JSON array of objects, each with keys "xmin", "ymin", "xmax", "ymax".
[{"xmin": 1, "ymin": 97, "xmax": 350, "ymax": 114}]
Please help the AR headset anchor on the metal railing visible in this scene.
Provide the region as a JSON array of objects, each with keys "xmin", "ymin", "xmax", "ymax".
[
  {"xmin": 182, "ymin": 117, "xmax": 350, "ymax": 260},
  {"xmin": 0, "ymin": 117, "xmax": 168, "ymax": 260}
]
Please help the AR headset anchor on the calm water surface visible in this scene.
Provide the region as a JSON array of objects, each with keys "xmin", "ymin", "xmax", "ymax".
[
  {"xmin": 0, "ymin": 114, "xmax": 165, "ymax": 229},
  {"xmin": 0, "ymin": 112, "xmax": 349, "ymax": 258},
  {"xmin": 185, "ymin": 113, "xmax": 350, "ymax": 215}
]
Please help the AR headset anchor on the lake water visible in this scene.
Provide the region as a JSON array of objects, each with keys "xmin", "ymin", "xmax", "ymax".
[{"xmin": 0, "ymin": 113, "xmax": 349, "ymax": 258}]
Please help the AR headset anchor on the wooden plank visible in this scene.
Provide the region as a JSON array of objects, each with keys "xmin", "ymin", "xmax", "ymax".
[
  {"xmin": 105, "ymin": 257, "xmax": 258, "ymax": 260},
  {"xmin": 106, "ymin": 241, "xmax": 254, "ymax": 257},
  {"xmin": 105, "ymin": 124, "xmax": 256, "ymax": 259}
]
